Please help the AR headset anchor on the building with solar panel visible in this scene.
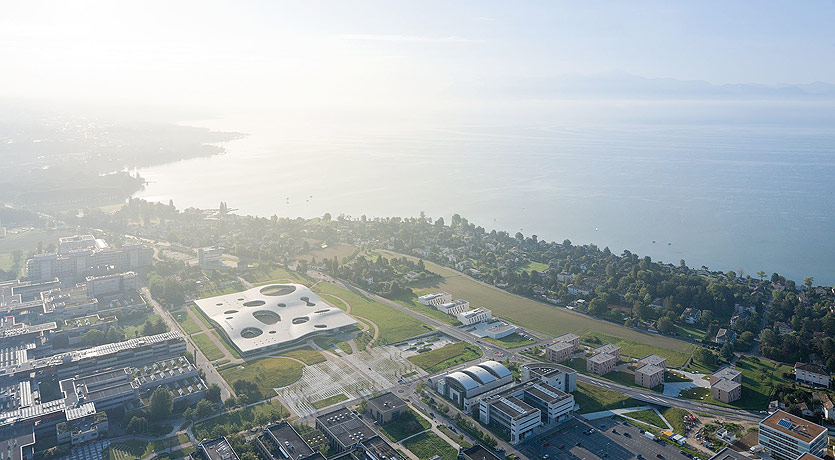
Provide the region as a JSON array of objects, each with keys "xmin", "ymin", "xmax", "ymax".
[{"xmin": 758, "ymin": 410, "xmax": 827, "ymax": 459}]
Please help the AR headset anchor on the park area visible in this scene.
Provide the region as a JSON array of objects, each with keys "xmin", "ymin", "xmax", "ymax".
[
  {"xmin": 379, "ymin": 408, "xmax": 431, "ymax": 442},
  {"xmin": 220, "ymin": 357, "xmax": 305, "ymax": 394},
  {"xmin": 402, "ymin": 432, "xmax": 459, "ymax": 460}
]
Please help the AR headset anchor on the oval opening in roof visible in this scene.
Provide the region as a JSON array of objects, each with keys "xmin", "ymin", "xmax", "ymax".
[
  {"xmin": 243, "ymin": 300, "xmax": 266, "ymax": 307},
  {"xmin": 259, "ymin": 285, "xmax": 296, "ymax": 296}
]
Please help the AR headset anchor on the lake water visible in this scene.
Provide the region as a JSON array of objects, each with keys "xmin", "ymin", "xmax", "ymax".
[{"xmin": 134, "ymin": 105, "xmax": 835, "ymax": 284}]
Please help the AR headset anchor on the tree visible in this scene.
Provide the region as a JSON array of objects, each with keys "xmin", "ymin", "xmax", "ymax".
[
  {"xmin": 720, "ymin": 342, "xmax": 735, "ymax": 360},
  {"xmin": 150, "ymin": 387, "xmax": 173, "ymax": 419},
  {"xmin": 127, "ymin": 416, "xmax": 148, "ymax": 434},
  {"xmin": 52, "ymin": 333, "xmax": 70, "ymax": 349},
  {"xmin": 657, "ymin": 317, "xmax": 674, "ymax": 334},
  {"xmin": 804, "ymin": 276, "xmax": 814, "ymax": 290},
  {"xmin": 81, "ymin": 329, "xmax": 106, "ymax": 347},
  {"xmin": 693, "ymin": 347, "xmax": 716, "ymax": 366},
  {"xmin": 736, "ymin": 331, "xmax": 755, "ymax": 351},
  {"xmin": 105, "ymin": 326, "xmax": 125, "ymax": 343},
  {"xmin": 206, "ymin": 384, "xmax": 222, "ymax": 403},
  {"xmin": 756, "ymin": 270, "xmax": 766, "ymax": 281},
  {"xmin": 195, "ymin": 399, "xmax": 215, "ymax": 419},
  {"xmin": 163, "ymin": 277, "xmax": 185, "ymax": 307}
]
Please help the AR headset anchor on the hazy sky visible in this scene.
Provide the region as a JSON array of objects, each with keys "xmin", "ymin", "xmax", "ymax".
[{"xmin": 2, "ymin": 1, "xmax": 834, "ymax": 111}]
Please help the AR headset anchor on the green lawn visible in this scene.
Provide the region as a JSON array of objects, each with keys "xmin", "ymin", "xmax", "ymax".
[
  {"xmin": 402, "ymin": 432, "xmax": 458, "ymax": 460},
  {"xmin": 220, "ymin": 357, "xmax": 304, "ymax": 395},
  {"xmin": 627, "ymin": 409, "xmax": 667, "ymax": 429},
  {"xmin": 312, "ymin": 393, "xmax": 349, "ymax": 409},
  {"xmin": 188, "ymin": 304, "xmax": 215, "ymax": 329},
  {"xmin": 575, "ymin": 381, "xmax": 639, "ymax": 414},
  {"xmin": 516, "ymin": 260, "xmax": 550, "ymax": 273},
  {"xmin": 581, "ymin": 331, "xmax": 691, "ymax": 367},
  {"xmin": 379, "ymin": 250, "xmax": 694, "ymax": 359},
  {"xmin": 119, "ymin": 311, "xmax": 168, "ymax": 338},
  {"xmin": 681, "ymin": 357, "xmax": 792, "ymax": 411},
  {"xmin": 280, "ymin": 347, "xmax": 325, "ymax": 365},
  {"xmin": 407, "ymin": 342, "xmax": 482, "ymax": 373},
  {"xmin": 673, "ymin": 324, "xmax": 707, "ymax": 341},
  {"xmin": 107, "ymin": 436, "xmax": 187, "ymax": 460},
  {"xmin": 210, "ymin": 329, "xmax": 242, "ymax": 359},
  {"xmin": 665, "ymin": 370, "xmax": 693, "ymax": 382},
  {"xmin": 193, "ymin": 399, "xmax": 288, "ymax": 439},
  {"xmin": 191, "ymin": 333, "xmax": 225, "ymax": 361},
  {"xmin": 245, "ymin": 266, "xmax": 314, "ymax": 285},
  {"xmin": 380, "ymin": 408, "xmax": 431, "ymax": 442},
  {"xmin": 660, "ymin": 407, "xmax": 691, "ymax": 434},
  {"xmin": 298, "ymin": 243, "xmax": 358, "ymax": 263},
  {"xmin": 173, "ymin": 309, "xmax": 202, "ymax": 334},
  {"xmin": 200, "ymin": 282, "xmax": 244, "ymax": 298},
  {"xmin": 438, "ymin": 425, "xmax": 472, "ymax": 448},
  {"xmin": 679, "ymin": 387, "xmax": 710, "ymax": 401},
  {"xmin": 484, "ymin": 333, "xmax": 536, "ymax": 348},
  {"xmin": 313, "ymin": 336, "xmax": 353, "ymax": 354},
  {"xmin": 319, "ymin": 293, "xmax": 349, "ymax": 311},
  {"xmin": 313, "ymin": 282, "xmax": 432, "ymax": 344}
]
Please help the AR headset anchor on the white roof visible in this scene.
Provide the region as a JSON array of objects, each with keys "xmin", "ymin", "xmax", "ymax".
[
  {"xmin": 193, "ymin": 284, "xmax": 357, "ymax": 354},
  {"xmin": 463, "ymin": 365, "xmax": 496, "ymax": 385},
  {"xmin": 478, "ymin": 360, "xmax": 512, "ymax": 379},
  {"xmin": 447, "ymin": 371, "xmax": 479, "ymax": 390}
]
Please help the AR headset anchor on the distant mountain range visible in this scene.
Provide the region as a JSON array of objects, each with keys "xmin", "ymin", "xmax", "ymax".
[{"xmin": 483, "ymin": 72, "xmax": 835, "ymax": 100}]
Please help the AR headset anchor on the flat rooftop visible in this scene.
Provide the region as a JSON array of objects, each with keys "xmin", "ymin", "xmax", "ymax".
[
  {"xmin": 707, "ymin": 447, "xmax": 750, "ymax": 460},
  {"xmin": 491, "ymin": 396, "xmax": 537, "ymax": 419},
  {"xmin": 193, "ymin": 284, "xmax": 357, "ymax": 354},
  {"xmin": 361, "ymin": 436, "xmax": 405, "ymax": 460},
  {"xmin": 317, "ymin": 407, "xmax": 376, "ymax": 448},
  {"xmin": 266, "ymin": 422, "xmax": 315, "ymax": 459},
  {"xmin": 521, "ymin": 362, "xmax": 574, "ymax": 378},
  {"xmin": 367, "ymin": 391, "xmax": 407, "ymax": 413},
  {"xmin": 547, "ymin": 341, "xmax": 574, "ymax": 352},
  {"xmin": 198, "ymin": 437, "xmax": 240, "ymax": 460},
  {"xmin": 639, "ymin": 354, "xmax": 666, "ymax": 367},
  {"xmin": 554, "ymin": 333, "xmax": 579, "ymax": 343},
  {"xmin": 760, "ymin": 410, "xmax": 826, "ymax": 440},
  {"xmin": 462, "ymin": 445, "xmax": 502, "ymax": 460},
  {"xmin": 588, "ymin": 353, "xmax": 616, "ymax": 364},
  {"xmin": 594, "ymin": 344, "xmax": 620, "ymax": 355},
  {"xmin": 712, "ymin": 379, "xmax": 741, "ymax": 392},
  {"xmin": 712, "ymin": 367, "xmax": 742, "ymax": 380},
  {"xmin": 636, "ymin": 364, "xmax": 665, "ymax": 376},
  {"xmin": 0, "ymin": 423, "xmax": 35, "ymax": 460}
]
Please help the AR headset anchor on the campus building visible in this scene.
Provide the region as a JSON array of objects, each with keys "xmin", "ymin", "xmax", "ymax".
[
  {"xmin": 417, "ymin": 292, "xmax": 452, "ymax": 307},
  {"xmin": 593, "ymin": 343, "xmax": 621, "ymax": 359},
  {"xmin": 478, "ymin": 379, "xmax": 574, "ymax": 444},
  {"xmin": 198, "ymin": 247, "xmax": 224, "ymax": 269},
  {"xmin": 758, "ymin": 410, "xmax": 827, "ymax": 459},
  {"xmin": 85, "ymin": 272, "xmax": 138, "ymax": 298},
  {"xmin": 257, "ymin": 421, "xmax": 322, "ymax": 460},
  {"xmin": 635, "ymin": 364, "xmax": 664, "ymax": 389},
  {"xmin": 520, "ymin": 362, "xmax": 577, "ymax": 393},
  {"xmin": 26, "ymin": 239, "xmax": 152, "ymax": 283},
  {"xmin": 586, "ymin": 353, "xmax": 617, "ymax": 376},
  {"xmin": 456, "ymin": 308, "xmax": 492, "ymax": 325},
  {"xmin": 366, "ymin": 392, "xmax": 407, "ymax": 424},
  {"xmin": 194, "ymin": 284, "xmax": 358, "ymax": 356},
  {"xmin": 545, "ymin": 341, "xmax": 575, "ymax": 363},
  {"xmin": 710, "ymin": 367, "xmax": 743, "ymax": 403},
  {"xmin": 437, "ymin": 361, "xmax": 513, "ymax": 412},
  {"xmin": 315, "ymin": 407, "xmax": 378, "ymax": 453},
  {"xmin": 436, "ymin": 300, "xmax": 470, "ymax": 315},
  {"xmin": 461, "ymin": 445, "xmax": 502, "ymax": 460},
  {"xmin": 193, "ymin": 437, "xmax": 241, "ymax": 460}
]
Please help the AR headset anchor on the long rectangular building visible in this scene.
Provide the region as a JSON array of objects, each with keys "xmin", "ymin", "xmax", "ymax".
[
  {"xmin": 478, "ymin": 379, "xmax": 574, "ymax": 444},
  {"xmin": 758, "ymin": 410, "xmax": 827, "ymax": 460}
]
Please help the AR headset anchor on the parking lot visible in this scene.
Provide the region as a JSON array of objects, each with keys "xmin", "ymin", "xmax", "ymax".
[{"xmin": 528, "ymin": 416, "xmax": 693, "ymax": 460}]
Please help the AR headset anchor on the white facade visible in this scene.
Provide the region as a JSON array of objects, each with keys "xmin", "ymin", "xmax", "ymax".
[
  {"xmin": 194, "ymin": 284, "xmax": 358, "ymax": 355},
  {"xmin": 759, "ymin": 410, "xmax": 827, "ymax": 460},
  {"xmin": 437, "ymin": 300, "xmax": 470, "ymax": 315},
  {"xmin": 418, "ymin": 292, "xmax": 453, "ymax": 307},
  {"xmin": 457, "ymin": 308, "xmax": 492, "ymax": 325},
  {"xmin": 486, "ymin": 324, "xmax": 516, "ymax": 339},
  {"xmin": 85, "ymin": 272, "xmax": 138, "ymax": 297},
  {"xmin": 795, "ymin": 364, "xmax": 831, "ymax": 388}
]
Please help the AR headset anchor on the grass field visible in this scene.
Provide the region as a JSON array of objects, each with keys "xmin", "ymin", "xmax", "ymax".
[
  {"xmin": 575, "ymin": 381, "xmax": 639, "ymax": 414},
  {"xmin": 313, "ymin": 282, "xmax": 432, "ymax": 344},
  {"xmin": 280, "ymin": 347, "xmax": 325, "ymax": 365},
  {"xmin": 379, "ymin": 250, "xmax": 694, "ymax": 359},
  {"xmin": 680, "ymin": 357, "xmax": 792, "ymax": 411},
  {"xmin": 188, "ymin": 304, "xmax": 215, "ymax": 329},
  {"xmin": 106, "ymin": 435, "xmax": 188, "ymax": 460},
  {"xmin": 660, "ymin": 407, "xmax": 690, "ymax": 434},
  {"xmin": 220, "ymin": 357, "xmax": 304, "ymax": 394},
  {"xmin": 173, "ymin": 309, "xmax": 202, "ymax": 334},
  {"xmin": 193, "ymin": 399, "xmax": 288, "ymax": 437},
  {"xmin": 679, "ymin": 387, "xmax": 710, "ymax": 401},
  {"xmin": 402, "ymin": 431, "xmax": 458, "ymax": 460},
  {"xmin": 485, "ymin": 333, "xmax": 535, "ymax": 348},
  {"xmin": 628, "ymin": 409, "xmax": 667, "ymax": 429},
  {"xmin": 407, "ymin": 342, "xmax": 482, "ymax": 373},
  {"xmin": 673, "ymin": 324, "xmax": 707, "ymax": 341},
  {"xmin": 210, "ymin": 330, "xmax": 242, "ymax": 359},
  {"xmin": 516, "ymin": 260, "xmax": 550, "ymax": 273},
  {"xmin": 438, "ymin": 425, "xmax": 472, "ymax": 448},
  {"xmin": 581, "ymin": 331, "xmax": 691, "ymax": 367},
  {"xmin": 200, "ymin": 282, "xmax": 244, "ymax": 298},
  {"xmin": 313, "ymin": 336, "xmax": 353, "ymax": 354},
  {"xmin": 320, "ymin": 293, "xmax": 349, "ymax": 311},
  {"xmin": 312, "ymin": 393, "xmax": 348, "ymax": 409},
  {"xmin": 380, "ymin": 408, "xmax": 431, "ymax": 442},
  {"xmin": 246, "ymin": 266, "xmax": 314, "ymax": 285},
  {"xmin": 191, "ymin": 333, "xmax": 225, "ymax": 361}
]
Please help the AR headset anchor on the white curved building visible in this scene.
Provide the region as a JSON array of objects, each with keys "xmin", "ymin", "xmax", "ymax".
[
  {"xmin": 193, "ymin": 284, "xmax": 357, "ymax": 355},
  {"xmin": 437, "ymin": 360, "xmax": 513, "ymax": 412}
]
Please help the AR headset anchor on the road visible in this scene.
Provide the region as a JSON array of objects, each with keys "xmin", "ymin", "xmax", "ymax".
[{"xmin": 141, "ymin": 287, "xmax": 235, "ymax": 401}]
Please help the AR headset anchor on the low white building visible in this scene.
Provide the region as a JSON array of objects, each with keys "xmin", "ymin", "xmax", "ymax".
[
  {"xmin": 457, "ymin": 308, "xmax": 492, "ymax": 325},
  {"xmin": 795, "ymin": 363, "xmax": 831, "ymax": 389},
  {"xmin": 485, "ymin": 324, "xmax": 516, "ymax": 339},
  {"xmin": 437, "ymin": 300, "xmax": 470, "ymax": 315},
  {"xmin": 418, "ymin": 292, "xmax": 453, "ymax": 307}
]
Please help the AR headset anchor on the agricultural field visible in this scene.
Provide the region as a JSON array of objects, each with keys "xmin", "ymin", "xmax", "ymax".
[
  {"xmin": 378, "ymin": 250, "xmax": 695, "ymax": 361},
  {"xmin": 191, "ymin": 333, "xmax": 225, "ymax": 361},
  {"xmin": 219, "ymin": 357, "xmax": 305, "ymax": 394},
  {"xmin": 402, "ymin": 432, "xmax": 458, "ymax": 460},
  {"xmin": 407, "ymin": 342, "xmax": 482, "ymax": 373},
  {"xmin": 313, "ymin": 282, "xmax": 432, "ymax": 344},
  {"xmin": 574, "ymin": 381, "xmax": 639, "ymax": 414}
]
